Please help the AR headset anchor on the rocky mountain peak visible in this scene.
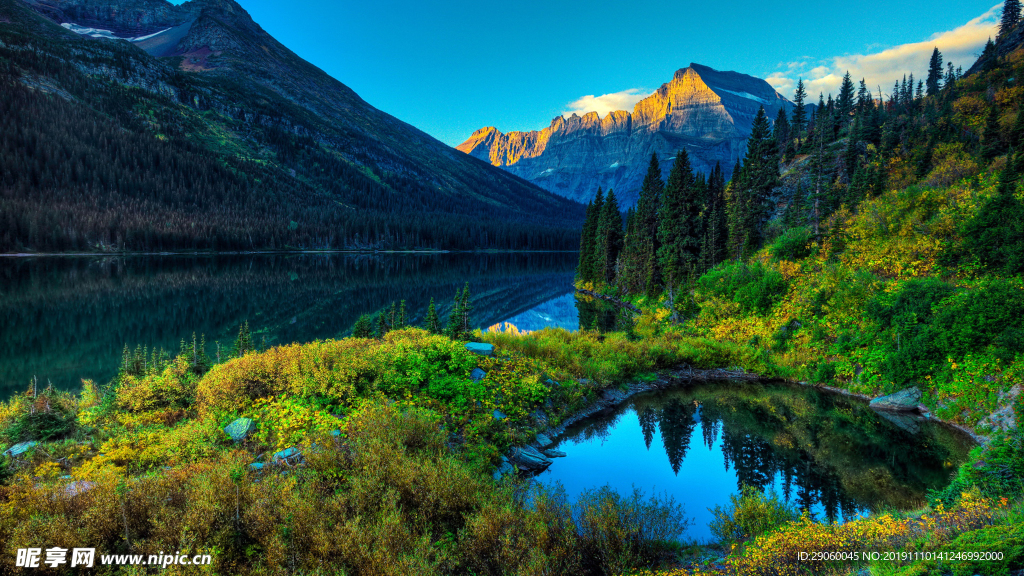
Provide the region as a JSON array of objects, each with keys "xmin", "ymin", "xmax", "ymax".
[{"xmin": 458, "ymin": 64, "xmax": 795, "ymax": 207}]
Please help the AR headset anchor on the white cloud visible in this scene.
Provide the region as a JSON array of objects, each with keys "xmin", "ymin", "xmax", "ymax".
[
  {"xmin": 562, "ymin": 88, "xmax": 651, "ymax": 118},
  {"xmin": 769, "ymin": 4, "xmax": 1000, "ymax": 101}
]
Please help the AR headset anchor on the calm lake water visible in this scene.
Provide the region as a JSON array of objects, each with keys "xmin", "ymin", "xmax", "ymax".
[
  {"xmin": 538, "ymin": 381, "xmax": 975, "ymax": 542},
  {"xmin": 0, "ymin": 252, "xmax": 579, "ymax": 400}
]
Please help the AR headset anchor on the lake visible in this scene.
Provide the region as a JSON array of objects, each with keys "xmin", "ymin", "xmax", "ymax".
[
  {"xmin": 0, "ymin": 252, "xmax": 579, "ymax": 400},
  {"xmin": 537, "ymin": 380, "xmax": 975, "ymax": 542}
]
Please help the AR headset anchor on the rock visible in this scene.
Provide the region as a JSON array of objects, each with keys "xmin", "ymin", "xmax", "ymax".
[
  {"xmin": 272, "ymin": 447, "xmax": 303, "ymax": 464},
  {"xmin": 543, "ymin": 449, "xmax": 567, "ymax": 458},
  {"xmin": 492, "ymin": 458, "xmax": 516, "ymax": 481},
  {"xmin": 63, "ymin": 481, "xmax": 96, "ymax": 498},
  {"xmin": 457, "ymin": 64, "xmax": 799, "ymax": 208},
  {"xmin": 465, "ymin": 342, "xmax": 494, "ymax": 356},
  {"xmin": 869, "ymin": 387, "xmax": 922, "ymax": 412},
  {"xmin": 544, "ymin": 378, "xmax": 560, "ymax": 387},
  {"xmin": 3, "ymin": 441, "xmax": 38, "ymax": 457},
  {"xmin": 875, "ymin": 410, "xmax": 922, "ymax": 435},
  {"xmin": 224, "ymin": 418, "xmax": 256, "ymax": 442},
  {"xmin": 530, "ymin": 410, "xmax": 549, "ymax": 427},
  {"xmin": 248, "ymin": 462, "xmax": 265, "ymax": 472},
  {"xmin": 470, "ymin": 368, "xmax": 487, "ymax": 381},
  {"xmin": 535, "ymin": 433, "xmax": 553, "ymax": 448},
  {"xmin": 331, "ymin": 429, "xmax": 342, "ymax": 437},
  {"xmin": 492, "ymin": 409, "xmax": 507, "ymax": 421},
  {"xmin": 508, "ymin": 445, "xmax": 552, "ymax": 472}
]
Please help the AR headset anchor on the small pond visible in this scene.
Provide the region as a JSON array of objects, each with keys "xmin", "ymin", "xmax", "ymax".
[{"xmin": 537, "ymin": 380, "xmax": 975, "ymax": 542}]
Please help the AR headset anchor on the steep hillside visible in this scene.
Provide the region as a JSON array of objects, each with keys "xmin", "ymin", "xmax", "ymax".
[
  {"xmin": 0, "ymin": 0, "xmax": 585, "ymax": 252},
  {"xmin": 458, "ymin": 64, "xmax": 797, "ymax": 207}
]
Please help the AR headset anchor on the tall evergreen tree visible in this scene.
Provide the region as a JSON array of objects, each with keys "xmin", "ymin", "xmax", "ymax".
[
  {"xmin": 774, "ymin": 107, "xmax": 791, "ymax": 159},
  {"xmin": 701, "ymin": 162, "xmax": 729, "ymax": 272},
  {"xmin": 622, "ymin": 154, "xmax": 665, "ymax": 295},
  {"xmin": 734, "ymin": 107, "xmax": 780, "ymax": 256},
  {"xmin": 837, "ymin": 72, "xmax": 856, "ymax": 122},
  {"xmin": 576, "ymin": 189, "xmax": 604, "ymax": 281},
  {"xmin": 352, "ymin": 314, "xmax": 374, "ymax": 338},
  {"xmin": 856, "ymin": 79, "xmax": 870, "ymax": 113},
  {"xmin": 926, "ymin": 48, "xmax": 944, "ymax": 96},
  {"xmin": 658, "ymin": 150, "xmax": 701, "ymax": 286},
  {"xmin": 424, "ymin": 298, "xmax": 440, "ymax": 334},
  {"xmin": 983, "ymin": 106, "xmax": 1004, "ymax": 160},
  {"xmin": 792, "ymin": 79, "xmax": 807, "ymax": 143},
  {"xmin": 1001, "ymin": 0, "xmax": 1022, "ymax": 38},
  {"xmin": 231, "ymin": 321, "xmax": 253, "ymax": 358},
  {"xmin": 593, "ymin": 189, "xmax": 624, "ymax": 283},
  {"xmin": 783, "ymin": 182, "xmax": 807, "ymax": 228}
]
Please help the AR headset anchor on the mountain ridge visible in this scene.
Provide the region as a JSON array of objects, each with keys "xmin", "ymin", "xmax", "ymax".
[
  {"xmin": 0, "ymin": 0, "xmax": 585, "ymax": 252},
  {"xmin": 458, "ymin": 63, "xmax": 797, "ymax": 207}
]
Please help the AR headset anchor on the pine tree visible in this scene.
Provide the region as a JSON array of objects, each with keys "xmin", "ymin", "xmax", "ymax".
[
  {"xmin": 424, "ymin": 298, "xmax": 440, "ymax": 334},
  {"xmin": 658, "ymin": 150, "xmax": 701, "ymax": 285},
  {"xmin": 961, "ymin": 152, "xmax": 1024, "ymax": 273},
  {"xmin": 791, "ymin": 79, "xmax": 807, "ymax": 143},
  {"xmin": 983, "ymin": 106, "xmax": 1004, "ymax": 160},
  {"xmin": 577, "ymin": 194, "xmax": 600, "ymax": 281},
  {"xmin": 1001, "ymin": 0, "xmax": 1022, "ymax": 38},
  {"xmin": 352, "ymin": 314, "xmax": 374, "ymax": 338},
  {"xmin": 444, "ymin": 287, "xmax": 463, "ymax": 339},
  {"xmin": 397, "ymin": 300, "xmax": 407, "ymax": 329},
  {"xmin": 837, "ymin": 72, "xmax": 855, "ymax": 122},
  {"xmin": 593, "ymin": 189, "xmax": 624, "ymax": 283},
  {"xmin": 231, "ymin": 321, "xmax": 253, "ymax": 358},
  {"xmin": 856, "ymin": 79, "xmax": 870, "ymax": 113},
  {"xmin": 736, "ymin": 107, "xmax": 779, "ymax": 255},
  {"xmin": 783, "ymin": 182, "xmax": 807, "ymax": 228},
  {"xmin": 774, "ymin": 107, "xmax": 791, "ymax": 159},
  {"xmin": 926, "ymin": 48, "xmax": 944, "ymax": 96},
  {"xmin": 376, "ymin": 311, "xmax": 388, "ymax": 339},
  {"xmin": 702, "ymin": 161, "xmax": 729, "ymax": 271},
  {"xmin": 458, "ymin": 283, "xmax": 473, "ymax": 338},
  {"xmin": 982, "ymin": 38, "xmax": 998, "ymax": 71},
  {"xmin": 623, "ymin": 154, "xmax": 664, "ymax": 295},
  {"xmin": 1010, "ymin": 107, "xmax": 1024, "ymax": 150}
]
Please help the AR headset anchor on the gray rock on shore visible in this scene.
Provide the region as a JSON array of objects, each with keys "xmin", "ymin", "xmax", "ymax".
[
  {"xmin": 508, "ymin": 445, "xmax": 552, "ymax": 472},
  {"xmin": 869, "ymin": 387, "xmax": 922, "ymax": 412}
]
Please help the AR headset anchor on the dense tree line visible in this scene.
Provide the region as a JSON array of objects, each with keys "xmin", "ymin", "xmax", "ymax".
[
  {"xmin": 578, "ymin": 29, "xmax": 1024, "ymax": 288},
  {"xmin": 0, "ymin": 18, "xmax": 583, "ymax": 253}
]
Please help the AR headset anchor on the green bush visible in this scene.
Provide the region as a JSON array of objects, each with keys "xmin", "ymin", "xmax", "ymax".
[
  {"xmin": 769, "ymin": 227, "xmax": 814, "ymax": 261},
  {"xmin": 708, "ymin": 485, "xmax": 800, "ymax": 547},
  {"xmin": 697, "ymin": 262, "xmax": 790, "ymax": 314},
  {"xmin": 929, "ymin": 278, "xmax": 1024, "ymax": 363}
]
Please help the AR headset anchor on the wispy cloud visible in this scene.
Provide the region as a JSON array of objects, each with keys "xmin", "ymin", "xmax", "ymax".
[
  {"xmin": 562, "ymin": 88, "xmax": 651, "ymax": 118},
  {"xmin": 767, "ymin": 4, "xmax": 1000, "ymax": 100}
]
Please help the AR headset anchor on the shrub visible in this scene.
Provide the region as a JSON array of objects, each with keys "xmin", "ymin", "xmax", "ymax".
[
  {"xmin": 696, "ymin": 262, "xmax": 790, "ymax": 314},
  {"xmin": 709, "ymin": 485, "xmax": 800, "ymax": 547},
  {"xmin": 769, "ymin": 227, "xmax": 814, "ymax": 261}
]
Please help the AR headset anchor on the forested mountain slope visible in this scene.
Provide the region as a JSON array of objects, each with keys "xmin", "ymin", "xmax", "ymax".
[{"xmin": 0, "ymin": 0, "xmax": 585, "ymax": 252}]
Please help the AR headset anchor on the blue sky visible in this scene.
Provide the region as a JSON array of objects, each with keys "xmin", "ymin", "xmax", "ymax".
[{"xmin": 186, "ymin": 0, "xmax": 999, "ymax": 146}]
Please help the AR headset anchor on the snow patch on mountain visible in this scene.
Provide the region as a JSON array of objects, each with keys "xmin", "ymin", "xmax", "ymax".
[{"xmin": 61, "ymin": 23, "xmax": 170, "ymax": 43}]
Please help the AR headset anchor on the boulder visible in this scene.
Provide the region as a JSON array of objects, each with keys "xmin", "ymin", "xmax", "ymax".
[
  {"xmin": 508, "ymin": 445, "xmax": 552, "ymax": 472},
  {"xmin": 869, "ymin": 387, "xmax": 922, "ymax": 412},
  {"xmin": 465, "ymin": 342, "xmax": 494, "ymax": 357},
  {"xmin": 535, "ymin": 433, "xmax": 553, "ymax": 448},
  {"xmin": 492, "ymin": 457, "xmax": 516, "ymax": 481},
  {"xmin": 492, "ymin": 409, "xmax": 507, "ymax": 421},
  {"xmin": 272, "ymin": 446, "xmax": 303, "ymax": 465},
  {"xmin": 3, "ymin": 441, "xmax": 38, "ymax": 457},
  {"xmin": 543, "ymin": 449, "xmax": 567, "ymax": 458},
  {"xmin": 224, "ymin": 418, "xmax": 256, "ymax": 442},
  {"xmin": 63, "ymin": 481, "xmax": 96, "ymax": 498},
  {"xmin": 470, "ymin": 368, "xmax": 487, "ymax": 381}
]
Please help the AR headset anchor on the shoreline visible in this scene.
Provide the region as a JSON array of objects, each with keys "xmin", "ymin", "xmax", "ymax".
[
  {"xmin": 516, "ymin": 365, "xmax": 982, "ymax": 475},
  {"xmin": 0, "ymin": 249, "xmax": 580, "ymax": 258}
]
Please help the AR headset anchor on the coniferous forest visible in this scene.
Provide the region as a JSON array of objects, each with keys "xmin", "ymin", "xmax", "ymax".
[{"xmin": 0, "ymin": 0, "xmax": 585, "ymax": 252}]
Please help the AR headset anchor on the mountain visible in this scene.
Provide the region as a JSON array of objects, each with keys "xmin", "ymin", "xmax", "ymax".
[
  {"xmin": 0, "ymin": 0, "xmax": 585, "ymax": 252},
  {"xmin": 458, "ymin": 64, "xmax": 798, "ymax": 207}
]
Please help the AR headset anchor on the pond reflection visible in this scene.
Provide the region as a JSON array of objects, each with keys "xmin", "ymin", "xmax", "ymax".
[{"xmin": 539, "ymin": 381, "xmax": 974, "ymax": 542}]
